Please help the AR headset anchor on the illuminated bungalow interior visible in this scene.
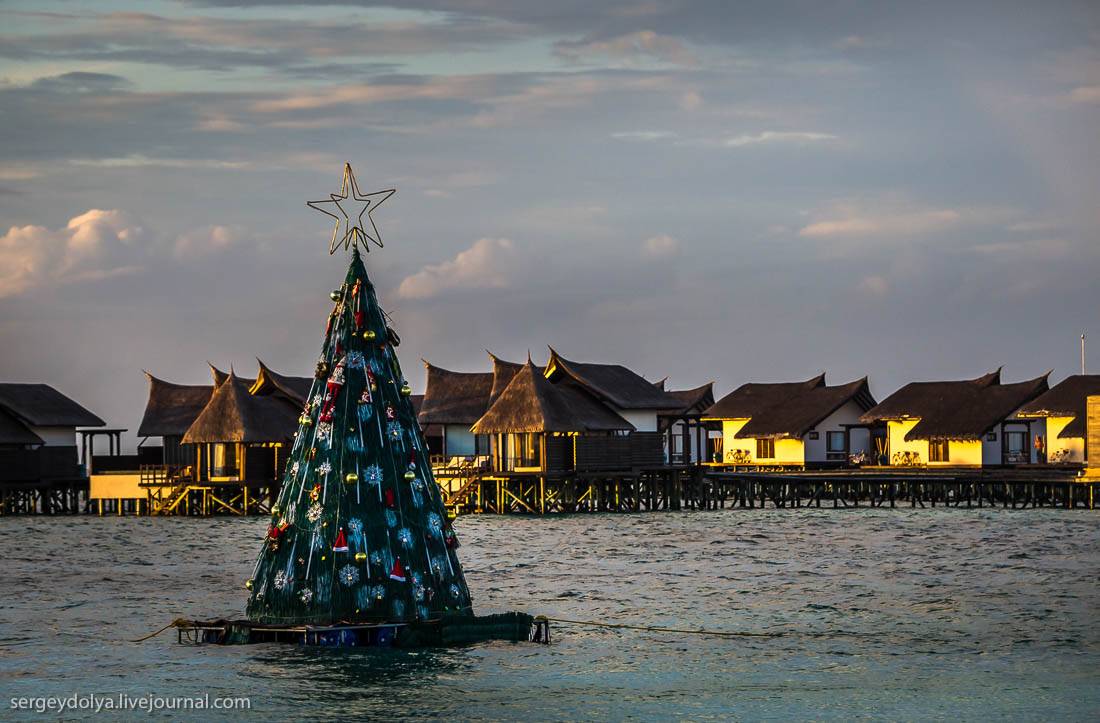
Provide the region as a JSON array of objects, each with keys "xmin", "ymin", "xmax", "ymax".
[{"xmin": 861, "ymin": 369, "xmax": 1049, "ymax": 467}]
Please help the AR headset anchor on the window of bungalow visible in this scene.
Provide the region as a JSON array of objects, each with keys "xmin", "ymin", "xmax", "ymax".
[
  {"xmin": 929, "ymin": 440, "xmax": 949, "ymax": 462},
  {"xmin": 756, "ymin": 438, "xmax": 775, "ymax": 459},
  {"xmin": 1004, "ymin": 431, "xmax": 1027, "ymax": 463},
  {"xmin": 514, "ymin": 432, "xmax": 541, "ymax": 468},
  {"xmin": 213, "ymin": 442, "xmax": 238, "ymax": 476},
  {"xmin": 826, "ymin": 431, "xmax": 846, "ymax": 453}
]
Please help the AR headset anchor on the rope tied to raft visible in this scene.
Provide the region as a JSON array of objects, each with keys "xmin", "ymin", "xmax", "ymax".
[
  {"xmin": 539, "ymin": 616, "xmax": 785, "ymax": 639},
  {"xmin": 128, "ymin": 616, "xmax": 791, "ymax": 643},
  {"xmin": 130, "ymin": 618, "xmax": 193, "ymax": 643}
]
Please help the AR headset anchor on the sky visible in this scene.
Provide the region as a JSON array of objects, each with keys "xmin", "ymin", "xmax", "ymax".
[{"xmin": 0, "ymin": 0, "xmax": 1098, "ymax": 451}]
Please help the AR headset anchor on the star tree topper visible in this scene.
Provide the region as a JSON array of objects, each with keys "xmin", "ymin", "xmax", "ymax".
[{"xmin": 308, "ymin": 163, "xmax": 395, "ymax": 254}]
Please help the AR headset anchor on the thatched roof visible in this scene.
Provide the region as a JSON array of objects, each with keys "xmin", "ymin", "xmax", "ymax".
[
  {"xmin": 137, "ymin": 374, "xmax": 214, "ymax": 438},
  {"xmin": 662, "ymin": 382, "xmax": 716, "ymax": 416},
  {"xmin": 737, "ymin": 377, "xmax": 875, "ymax": 439},
  {"xmin": 0, "ymin": 383, "xmax": 105, "ymax": 428},
  {"xmin": 860, "ymin": 370, "xmax": 1001, "ymax": 424},
  {"xmin": 1017, "ymin": 374, "xmax": 1100, "ymax": 439},
  {"xmin": 545, "ymin": 347, "xmax": 680, "ymax": 410},
  {"xmin": 250, "ymin": 359, "xmax": 313, "ymax": 406},
  {"xmin": 0, "ymin": 408, "xmax": 44, "ymax": 445},
  {"xmin": 703, "ymin": 374, "xmax": 826, "ymax": 420},
  {"xmin": 488, "ymin": 353, "xmax": 524, "ymax": 405},
  {"xmin": 861, "ymin": 369, "xmax": 1050, "ymax": 441},
  {"xmin": 417, "ymin": 362, "xmax": 494, "ymax": 425},
  {"xmin": 182, "ymin": 373, "xmax": 299, "ymax": 444},
  {"xmin": 209, "ymin": 363, "xmax": 255, "ymax": 389},
  {"xmin": 472, "ymin": 361, "xmax": 634, "ymax": 434},
  {"xmin": 703, "ymin": 375, "xmax": 875, "ymax": 438}
]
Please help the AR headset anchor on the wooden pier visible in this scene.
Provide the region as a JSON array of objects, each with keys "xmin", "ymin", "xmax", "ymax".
[
  {"xmin": 0, "ymin": 479, "xmax": 88, "ymax": 515},
  {"xmin": 5, "ymin": 464, "xmax": 1098, "ymax": 516},
  {"xmin": 443, "ymin": 466, "xmax": 1100, "ymax": 515}
]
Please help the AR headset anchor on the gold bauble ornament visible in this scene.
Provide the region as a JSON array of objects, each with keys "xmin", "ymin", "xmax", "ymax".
[
  {"xmin": 404, "ymin": 470, "xmax": 416, "ymax": 481},
  {"xmin": 400, "ymin": 383, "xmax": 412, "ymax": 396},
  {"xmin": 330, "ymin": 290, "xmax": 342, "ymax": 301},
  {"xmin": 245, "ymin": 579, "xmax": 254, "ymax": 590},
  {"xmin": 345, "ymin": 472, "xmax": 358, "ymax": 484},
  {"xmin": 362, "ymin": 329, "xmax": 377, "ymax": 341},
  {"xmin": 354, "ymin": 552, "xmax": 367, "ymax": 563}
]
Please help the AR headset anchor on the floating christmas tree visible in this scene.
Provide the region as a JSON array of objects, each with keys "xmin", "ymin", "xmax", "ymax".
[{"xmin": 245, "ymin": 164, "xmax": 472, "ymax": 626}]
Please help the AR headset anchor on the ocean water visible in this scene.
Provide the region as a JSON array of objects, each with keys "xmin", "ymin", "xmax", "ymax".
[{"xmin": 1, "ymin": 509, "xmax": 1098, "ymax": 721}]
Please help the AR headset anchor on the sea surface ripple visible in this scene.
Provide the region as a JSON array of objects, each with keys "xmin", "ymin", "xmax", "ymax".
[{"xmin": 1, "ymin": 509, "xmax": 1098, "ymax": 720}]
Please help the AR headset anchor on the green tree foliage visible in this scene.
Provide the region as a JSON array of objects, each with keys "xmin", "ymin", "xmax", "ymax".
[{"xmin": 246, "ymin": 250, "xmax": 472, "ymax": 625}]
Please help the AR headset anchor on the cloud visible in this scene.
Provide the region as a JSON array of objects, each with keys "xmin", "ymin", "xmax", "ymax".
[
  {"xmin": 250, "ymin": 76, "xmax": 492, "ymax": 113},
  {"xmin": 0, "ymin": 209, "xmax": 254, "ymax": 297},
  {"xmin": 397, "ymin": 238, "xmax": 517, "ymax": 300},
  {"xmin": 679, "ymin": 90, "xmax": 702, "ymax": 111},
  {"xmin": 611, "ymin": 130, "xmax": 677, "ymax": 142},
  {"xmin": 642, "ymin": 234, "xmax": 679, "ymax": 258},
  {"xmin": 0, "ymin": 11, "xmax": 530, "ymax": 74},
  {"xmin": 0, "ymin": 209, "xmax": 147, "ymax": 298},
  {"xmin": 1067, "ymin": 85, "xmax": 1100, "ymax": 104},
  {"xmin": 69, "ymin": 155, "xmax": 249, "ymax": 169},
  {"xmin": 29, "ymin": 71, "xmax": 132, "ymax": 93},
  {"xmin": 962, "ymin": 238, "xmax": 1075, "ymax": 259},
  {"xmin": 173, "ymin": 225, "xmax": 244, "ymax": 258},
  {"xmin": 859, "ymin": 275, "xmax": 889, "ymax": 295},
  {"xmin": 554, "ymin": 30, "xmax": 697, "ymax": 67},
  {"xmin": 723, "ymin": 131, "xmax": 837, "ymax": 147},
  {"xmin": 799, "ymin": 202, "xmax": 965, "ymax": 239}
]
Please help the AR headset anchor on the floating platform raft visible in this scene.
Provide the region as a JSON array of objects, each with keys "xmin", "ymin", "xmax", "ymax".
[{"xmin": 176, "ymin": 612, "xmax": 546, "ymax": 648}]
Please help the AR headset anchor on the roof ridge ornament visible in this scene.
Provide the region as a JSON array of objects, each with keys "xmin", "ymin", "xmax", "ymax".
[{"xmin": 307, "ymin": 162, "xmax": 395, "ymax": 254}]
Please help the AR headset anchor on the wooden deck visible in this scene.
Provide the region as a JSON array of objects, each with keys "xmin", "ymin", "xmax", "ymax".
[
  {"xmin": 443, "ymin": 466, "xmax": 1100, "ymax": 515},
  {"xmin": 4, "ymin": 465, "xmax": 1097, "ymax": 515}
]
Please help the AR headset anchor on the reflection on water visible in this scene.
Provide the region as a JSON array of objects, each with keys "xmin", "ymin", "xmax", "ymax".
[{"xmin": 1, "ymin": 510, "xmax": 1098, "ymax": 719}]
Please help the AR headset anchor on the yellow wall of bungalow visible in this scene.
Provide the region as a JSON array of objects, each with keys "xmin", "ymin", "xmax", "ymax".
[
  {"xmin": 947, "ymin": 440, "xmax": 983, "ymax": 466},
  {"xmin": 886, "ymin": 419, "xmax": 982, "ymax": 466},
  {"xmin": 89, "ymin": 472, "xmax": 144, "ymax": 501},
  {"xmin": 1046, "ymin": 416, "xmax": 1084, "ymax": 463},
  {"xmin": 887, "ymin": 420, "xmax": 924, "ymax": 464},
  {"xmin": 719, "ymin": 420, "xmax": 805, "ymax": 465}
]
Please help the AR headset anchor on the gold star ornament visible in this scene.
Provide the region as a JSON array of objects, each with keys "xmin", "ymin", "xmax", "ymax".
[{"xmin": 308, "ymin": 163, "xmax": 395, "ymax": 254}]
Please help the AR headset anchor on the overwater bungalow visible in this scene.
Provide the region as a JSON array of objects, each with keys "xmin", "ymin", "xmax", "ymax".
[
  {"xmin": 181, "ymin": 371, "xmax": 298, "ymax": 486},
  {"xmin": 417, "ymin": 361, "xmax": 494, "ymax": 460},
  {"xmin": 135, "ymin": 374, "xmax": 213, "ymax": 466},
  {"xmin": 93, "ymin": 361, "xmax": 311, "ymax": 515},
  {"xmin": 471, "ymin": 360, "xmax": 647, "ymax": 473},
  {"xmin": 0, "ymin": 383, "xmax": 105, "ymax": 513},
  {"xmin": 701, "ymin": 374, "xmax": 877, "ymax": 468},
  {"xmin": 860, "ymin": 369, "xmax": 1049, "ymax": 467},
  {"xmin": 1015, "ymin": 374, "xmax": 1100, "ymax": 464},
  {"xmin": 545, "ymin": 347, "xmax": 683, "ymax": 432}
]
